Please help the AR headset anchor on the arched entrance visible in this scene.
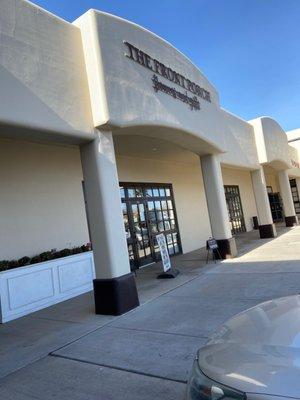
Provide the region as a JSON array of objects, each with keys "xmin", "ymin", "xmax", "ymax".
[{"xmin": 112, "ymin": 131, "xmax": 235, "ymax": 270}]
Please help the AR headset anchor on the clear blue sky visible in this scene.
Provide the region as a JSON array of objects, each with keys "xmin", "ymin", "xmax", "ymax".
[{"xmin": 32, "ymin": 0, "xmax": 300, "ymax": 131}]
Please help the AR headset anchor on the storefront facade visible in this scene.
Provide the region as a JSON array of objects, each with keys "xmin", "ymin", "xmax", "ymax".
[{"xmin": 1, "ymin": 0, "xmax": 300, "ymax": 317}]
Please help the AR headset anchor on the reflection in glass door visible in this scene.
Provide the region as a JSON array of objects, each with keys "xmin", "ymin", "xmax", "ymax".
[
  {"xmin": 130, "ymin": 200, "xmax": 153, "ymax": 267},
  {"xmin": 120, "ymin": 183, "xmax": 181, "ymax": 270}
]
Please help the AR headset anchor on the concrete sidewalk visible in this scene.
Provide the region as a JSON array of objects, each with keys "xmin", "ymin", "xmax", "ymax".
[{"xmin": 1, "ymin": 225, "xmax": 300, "ymax": 399}]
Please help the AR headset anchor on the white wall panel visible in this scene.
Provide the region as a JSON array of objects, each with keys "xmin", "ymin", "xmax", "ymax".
[{"xmin": 0, "ymin": 252, "xmax": 95, "ymax": 323}]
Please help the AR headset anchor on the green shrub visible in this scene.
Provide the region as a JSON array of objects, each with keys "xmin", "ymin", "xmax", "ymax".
[
  {"xmin": 0, "ymin": 243, "xmax": 92, "ymax": 272},
  {"xmin": 0, "ymin": 261, "xmax": 9, "ymax": 272},
  {"xmin": 57, "ymin": 248, "xmax": 72, "ymax": 258},
  {"xmin": 18, "ymin": 256, "xmax": 31, "ymax": 267},
  {"xmin": 30, "ymin": 255, "xmax": 42, "ymax": 265},
  {"xmin": 8, "ymin": 260, "xmax": 19, "ymax": 269},
  {"xmin": 39, "ymin": 252, "xmax": 53, "ymax": 262}
]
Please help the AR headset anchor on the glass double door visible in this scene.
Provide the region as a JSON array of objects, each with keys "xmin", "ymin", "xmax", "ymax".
[{"xmin": 120, "ymin": 183, "xmax": 181, "ymax": 270}]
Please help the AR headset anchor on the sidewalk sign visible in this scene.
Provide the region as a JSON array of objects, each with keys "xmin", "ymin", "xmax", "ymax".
[
  {"xmin": 156, "ymin": 233, "xmax": 171, "ymax": 272},
  {"xmin": 206, "ymin": 237, "xmax": 221, "ymax": 263},
  {"xmin": 206, "ymin": 237, "xmax": 218, "ymax": 250}
]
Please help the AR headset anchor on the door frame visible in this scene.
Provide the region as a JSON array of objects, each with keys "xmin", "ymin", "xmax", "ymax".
[
  {"xmin": 268, "ymin": 192, "xmax": 284, "ymax": 222},
  {"xmin": 120, "ymin": 182, "xmax": 182, "ymax": 270}
]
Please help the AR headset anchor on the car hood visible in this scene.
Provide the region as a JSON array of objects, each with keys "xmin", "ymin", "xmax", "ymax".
[{"xmin": 199, "ymin": 295, "xmax": 300, "ymax": 398}]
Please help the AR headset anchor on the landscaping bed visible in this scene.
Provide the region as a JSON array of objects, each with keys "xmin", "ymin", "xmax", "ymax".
[{"xmin": 0, "ymin": 247, "xmax": 95, "ymax": 323}]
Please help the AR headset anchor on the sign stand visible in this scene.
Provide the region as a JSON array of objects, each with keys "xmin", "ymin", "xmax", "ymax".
[
  {"xmin": 206, "ymin": 237, "xmax": 221, "ymax": 264},
  {"xmin": 156, "ymin": 233, "xmax": 180, "ymax": 279}
]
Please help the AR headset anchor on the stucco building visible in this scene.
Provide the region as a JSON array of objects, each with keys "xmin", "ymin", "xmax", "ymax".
[{"xmin": 1, "ymin": 0, "xmax": 300, "ymax": 317}]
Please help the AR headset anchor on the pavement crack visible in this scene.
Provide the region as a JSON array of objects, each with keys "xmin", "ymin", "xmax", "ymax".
[
  {"xmin": 110, "ymin": 325, "xmax": 209, "ymax": 340},
  {"xmin": 50, "ymin": 353, "xmax": 188, "ymax": 384}
]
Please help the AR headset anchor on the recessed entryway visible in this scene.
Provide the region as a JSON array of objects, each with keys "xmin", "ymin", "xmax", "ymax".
[{"xmin": 120, "ymin": 182, "xmax": 182, "ymax": 270}]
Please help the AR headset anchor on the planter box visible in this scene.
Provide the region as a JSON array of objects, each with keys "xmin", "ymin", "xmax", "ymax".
[{"xmin": 0, "ymin": 251, "xmax": 95, "ymax": 323}]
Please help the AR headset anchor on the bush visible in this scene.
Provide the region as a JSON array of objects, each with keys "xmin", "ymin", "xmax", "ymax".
[
  {"xmin": 18, "ymin": 256, "xmax": 31, "ymax": 267},
  {"xmin": 0, "ymin": 243, "xmax": 92, "ymax": 272},
  {"xmin": 0, "ymin": 261, "xmax": 9, "ymax": 272}
]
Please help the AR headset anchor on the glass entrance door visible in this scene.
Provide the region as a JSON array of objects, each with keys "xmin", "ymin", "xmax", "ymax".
[
  {"xmin": 120, "ymin": 183, "xmax": 181, "ymax": 270},
  {"xmin": 268, "ymin": 192, "xmax": 284, "ymax": 222},
  {"xmin": 224, "ymin": 185, "xmax": 246, "ymax": 235}
]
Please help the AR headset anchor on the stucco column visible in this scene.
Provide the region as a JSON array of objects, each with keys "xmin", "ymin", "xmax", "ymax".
[
  {"xmin": 278, "ymin": 170, "xmax": 298, "ymax": 227},
  {"xmin": 251, "ymin": 167, "xmax": 277, "ymax": 238},
  {"xmin": 200, "ymin": 154, "xmax": 237, "ymax": 259},
  {"xmin": 80, "ymin": 129, "xmax": 139, "ymax": 315}
]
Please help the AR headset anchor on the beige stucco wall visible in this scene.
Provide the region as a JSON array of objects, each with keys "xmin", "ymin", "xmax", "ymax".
[
  {"xmin": 264, "ymin": 170, "xmax": 279, "ymax": 193},
  {"xmin": 287, "ymin": 142, "xmax": 300, "ymax": 178},
  {"xmin": 116, "ymin": 155, "xmax": 212, "ymax": 253},
  {"xmin": 0, "ymin": 0, "xmax": 93, "ymax": 143},
  {"xmin": 0, "ymin": 138, "xmax": 89, "ymax": 260},
  {"xmin": 221, "ymin": 167, "xmax": 257, "ymax": 232},
  {"xmin": 220, "ymin": 110, "xmax": 259, "ymax": 169},
  {"xmin": 249, "ymin": 117, "xmax": 291, "ymax": 170}
]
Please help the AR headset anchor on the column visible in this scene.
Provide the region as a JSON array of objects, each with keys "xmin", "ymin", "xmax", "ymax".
[
  {"xmin": 200, "ymin": 154, "xmax": 237, "ymax": 259},
  {"xmin": 278, "ymin": 170, "xmax": 298, "ymax": 227},
  {"xmin": 251, "ymin": 167, "xmax": 277, "ymax": 238},
  {"xmin": 80, "ymin": 129, "xmax": 139, "ymax": 315}
]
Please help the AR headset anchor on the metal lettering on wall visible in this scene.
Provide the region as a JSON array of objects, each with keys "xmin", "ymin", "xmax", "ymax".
[
  {"xmin": 152, "ymin": 75, "xmax": 200, "ymax": 110},
  {"xmin": 124, "ymin": 41, "xmax": 211, "ymax": 111}
]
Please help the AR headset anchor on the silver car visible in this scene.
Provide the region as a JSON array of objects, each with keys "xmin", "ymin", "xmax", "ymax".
[{"xmin": 186, "ymin": 295, "xmax": 300, "ymax": 399}]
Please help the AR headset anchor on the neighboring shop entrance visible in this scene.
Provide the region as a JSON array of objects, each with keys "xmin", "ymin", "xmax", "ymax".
[
  {"xmin": 290, "ymin": 179, "xmax": 300, "ymax": 214},
  {"xmin": 224, "ymin": 185, "xmax": 246, "ymax": 235},
  {"xmin": 267, "ymin": 188, "xmax": 284, "ymax": 222},
  {"xmin": 120, "ymin": 183, "xmax": 181, "ymax": 270}
]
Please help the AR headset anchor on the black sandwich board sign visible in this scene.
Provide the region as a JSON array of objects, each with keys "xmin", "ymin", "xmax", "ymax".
[
  {"xmin": 206, "ymin": 237, "xmax": 218, "ymax": 250},
  {"xmin": 206, "ymin": 237, "xmax": 221, "ymax": 263}
]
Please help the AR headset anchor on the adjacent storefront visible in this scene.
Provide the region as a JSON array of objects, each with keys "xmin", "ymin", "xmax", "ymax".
[{"xmin": 290, "ymin": 179, "xmax": 300, "ymax": 215}]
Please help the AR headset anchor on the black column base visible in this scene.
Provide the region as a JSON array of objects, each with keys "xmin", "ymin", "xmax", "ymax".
[
  {"xmin": 258, "ymin": 223, "xmax": 277, "ymax": 238},
  {"xmin": 157, "ymin": 268, "xmax": 180, "ymax": 279},
  {"xmin": 215, "ymin": 237, "xmax": 237, "ymax": 259},
  {"xmin": 93, "ymin": 272, "xmax": 139, "ymax": 316},
  {"xmin": 285, "ymin": 215, "xmax": 298, "ymax": 227}
]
